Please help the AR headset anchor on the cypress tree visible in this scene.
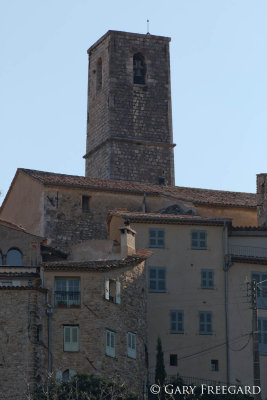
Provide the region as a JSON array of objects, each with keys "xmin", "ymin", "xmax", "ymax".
[{"xmin": 155, "ymin": 337, "xmax": 166, "ymax": 386}]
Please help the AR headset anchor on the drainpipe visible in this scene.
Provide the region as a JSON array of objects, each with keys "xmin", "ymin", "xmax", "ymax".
[
  {"xmin": 46, "ymin": 292, "xmax": 53, "ymax": 373},
  {"xmin": 223, "ymin": 221, "xmax": 230, "ymax": 385}
]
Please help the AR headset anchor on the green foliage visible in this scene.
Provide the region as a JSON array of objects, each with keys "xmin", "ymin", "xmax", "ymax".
[
  {"xmin": 155, "ymin": 337, "xmax": 166, "ymax": 386},
  {"xmin": 32, "ymin": 373, "xmax": 139, "ymax": 400}
]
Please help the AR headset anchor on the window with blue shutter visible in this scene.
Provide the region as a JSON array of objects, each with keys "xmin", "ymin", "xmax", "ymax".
[
  {"xmin": 127, "ymin": 332, "xmax": 136, "ymax": 358},
  {"xmin": 149, "ymin": 228, "xmax": 165, "ymax": 248},
  {"xmin": 258, "ymin": 318, "xmax": 267, "ymax": 355},
  {"xmin": 252, "ymin": 273, "xmax": 267, "ymax": 309},
  {"xmin": 64, "ymin": 326, "xmax": 79, "ymax": 351},
  {"xmin": 106, "ymin": 329, "xmax": 115, "ymax": 357},
  {"xmin": 149, "ymin": 267, "xmax": 166, "ymax": 292},
  {"xmin": 199, "ymin": 311, "xmax": 212, "ymax": 334},
  {"xmin": 170, "ymin": 310, "xmax": 184, "ymax": 333},
  {"xmin": 191, "ymin": 230, "xmax": 207, "ymax": 250},
  {"xmin": 201, "ymin": 270, "xmax": 214, "ymax": 289}
]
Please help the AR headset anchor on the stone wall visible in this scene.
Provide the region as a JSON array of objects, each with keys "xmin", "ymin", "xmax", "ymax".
[
  {"xmin": 85, "ymin": 31, "xmax": 175, "ymax": 185},
  {"xmin": 43, "ymin": 186, "xmax": 176, "ymax": 251},
  {"xmin": 0, "ymin": 288, "xmax": 47, "ymax": 400},
  {"xmin": 0, "ymin": 223, "xmax": 42, "ymax": 266},
  {"xmin": 44, "ymin": 261, "xmax": 147, "ymax": 395}
]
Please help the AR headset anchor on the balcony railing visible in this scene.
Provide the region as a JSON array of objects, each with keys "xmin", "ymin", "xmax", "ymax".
[
  {"xmin": 229, "ymin": 245, "xmax": 267, "ymax": 259},
  {"xmin": 54, "ymin": 291, "xmax": 80, "ymax": 308}
]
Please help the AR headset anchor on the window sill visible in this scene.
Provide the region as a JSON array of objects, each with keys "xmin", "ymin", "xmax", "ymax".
[
  {"xmin": 191, "ymin": 248, "xmax": 207, "ymax": 251},
  {"xmin": 199, "ymin": 333, "xmax": 212, "ymax": 335},
  {"xmin": 149, "ymin": 290, "xmax": 166, "ymax": 293},
  {"xmin": 170, "ymin": 332, "xmax": 184, "ymax": 335}
]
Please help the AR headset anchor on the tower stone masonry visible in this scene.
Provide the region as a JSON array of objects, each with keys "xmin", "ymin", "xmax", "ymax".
[{"xmin": 84, "ymin": 30, "xmax": 175, "ymax": 186}]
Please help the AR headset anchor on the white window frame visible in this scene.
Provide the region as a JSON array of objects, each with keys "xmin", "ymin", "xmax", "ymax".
[
  {"xmin": 104, "ymin": 278, "xmax": 121, "ymax": 304},
  {"xmin": 64, "ymin": 326, "xmax": 79, "ymax": 352},
  {"xmin": 106, "ymin": 329, "xmax": 115, "ymax": 357},
  {"xmin": 127, "ymin": 332, "xmax": 136, "ymax": 359}
]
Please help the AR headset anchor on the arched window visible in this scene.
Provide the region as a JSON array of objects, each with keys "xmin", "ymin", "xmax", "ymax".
[
  {"xmin": 96, "ymin": 58, "xmax": 102, "ymax": 91},
  {"xmin": 133, "ymin": 53, "xmax": 146, "ymax": 84},
  {"xmin": 0, "ymin": 252, "xmax": 2, "ymax": 266},
  {"xmin": 62, "ymin": 370, "xmax": 69, "ymax": 382},
  {"xmin": 62, "ymin": 369, "xmax": 75, "ymax": 382},
  {"xmin": 6, "ymin": 248, "xmax": 23, "ymax": 266}
]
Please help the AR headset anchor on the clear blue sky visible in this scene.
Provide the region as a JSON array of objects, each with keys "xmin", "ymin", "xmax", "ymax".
[{"xmin": 1, "ymin": 0, "xmax": 267, "ymax": 204}]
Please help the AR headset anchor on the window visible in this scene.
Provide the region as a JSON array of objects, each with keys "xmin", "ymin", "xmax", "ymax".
[
  {"xmin": 133, "ymin": 53, "xmax": 146, "ymax": 84},
  {"xmin": 258, "ymin": 318, "xmax": 267, "ymax": 355},
  {"xmin": 6, "ymin": 248, "xmax": 23, "ymax": 266},
  {"xmin": 170, "ymin": 354, "xmax": 178, "ymax": 366},
  {"xmin": 64, "ymin": 326, "xmax": 79, "ymax": 352},
  {"xmin": 149, "ymin": 228, "xmax": 165, "ymax": 248},
  {"xmin": 104, "ymin": 278, "xmax": 121, "ymax": 304},
  {"xmin": 62, "ymin": 369, "xmax": 76, "ymax": 382},
  {"xmin": 82, "ymin": 195, "xmax": 90, "ymax": 212},
  {"xmin": 170, "ymin": 310, "xmax": 184, "ymax": 333},
  {"xmin": 191, "ymin": 230, "xmax": 207, "ymax": 250},
  {"xmin": 106, "ymin": 329, "xmax": 115, "ymax": 357},
  {"xmin": 201, "ymin": 270, "xmax": 214, "ymax": 289},
  {"xmin": 199, "ymin": 311, "xmax": 212, "ymax": 334},
  {"xmin": 211, "ymin": 360, "xmax": 219, "ymax": 371},
  {"xmin": 55, "ymin": 278, "xmax": 80, "ymax": 308},
  {"xmin": 0, "ymin": 252, "xmax": 2, "ymax": 266},
  {"xmin": 127, "ymin": 332, "xmax": 136, "ymax": 359},
  {"xmin": 149, "ymin": 267, "xmax": 166, "ymax": 292},
  {"xmin": 96, "ymin": 58, "xmax": 102, "ymax": 91},
  {"xmin": 252, "ymin": 273, "xmax": 267, "ymax": 309}
]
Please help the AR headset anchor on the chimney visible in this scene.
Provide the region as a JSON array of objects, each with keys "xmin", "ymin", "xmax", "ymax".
[
  {"xmin": 119, "ymin": 221, "xmax": 136, "ymax": 258},
  {"xmin": 257, "ymin": 174, "xmax": 267, "ymax": 227}
]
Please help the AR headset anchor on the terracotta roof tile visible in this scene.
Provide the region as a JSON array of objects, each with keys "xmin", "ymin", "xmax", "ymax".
[
  {"xmin": 107, "ymin": 210, "xmax": 232, "ymax": 225},
  {"xmin": 19, "ymin": 168, "xmax": 256, "ymax": 208},
  {"xmin": 41, "ymin": 251, "xmax": 151, "ymax": 271}
]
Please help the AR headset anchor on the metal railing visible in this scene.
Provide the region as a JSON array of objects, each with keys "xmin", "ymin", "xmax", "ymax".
[
  {"xmin": 229, "ymin": 244, "xmax": 267, "ymax": 259},
  {"xmin": 54, "ymin": 291, "xmax": 80, "ymax": 308}
]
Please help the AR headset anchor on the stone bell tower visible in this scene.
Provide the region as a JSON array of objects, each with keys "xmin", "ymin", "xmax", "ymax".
[{"xmin": 84, "ymin": 30, "xmax": 175, "ymax": 186}]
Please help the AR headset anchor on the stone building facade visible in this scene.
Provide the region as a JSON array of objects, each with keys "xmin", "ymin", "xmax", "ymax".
[{"xmin": 84, "ymin": 30, "xmax": 175, "ymax": 186}]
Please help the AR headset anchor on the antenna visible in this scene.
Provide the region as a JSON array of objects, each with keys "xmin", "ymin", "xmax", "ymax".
[{"xmin": 147, "ymin": 19, "xmax": 150, "ymax": 35}]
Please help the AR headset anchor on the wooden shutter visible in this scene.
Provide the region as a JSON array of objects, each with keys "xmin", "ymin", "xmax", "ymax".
[{"xmin": 116, "ymin": 281, "xmax": 121, "ymax": 304}]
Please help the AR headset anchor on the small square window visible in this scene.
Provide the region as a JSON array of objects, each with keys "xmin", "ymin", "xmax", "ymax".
[
  {"xmin": 191, "ymin": 230, "xmax": 207, "ymax": 250},
  {"xmin": 106, "ymin": 329, "xmax": 115, "ymax": 357},
  {"xmin": 199, "ymin": 311, "xmax": 212, "ymax": 335},
  {"xmin": 82, "ymin": 195, "xmax": 90, "ymax": 213},
  {"xmin": 170, "ymin": 354, "xmax": 177, "ymax": 366},
  {"xmin": 211, "ymin": 360, "xmax": 218, "ymax": 371},
  {"xmin": 149, "ymin": 267, "xmax": 166, "ymax": 292},
  {"xmin": 201, "ymin": 270, "xmax": 214, "ymax": 289},
  {"xmin": 170, "ymin": 310, "xmax": 184, "ymax": 333},
  {"xmin": 149, "ymin": 228, "xmax": 165, "ymax": 248}
]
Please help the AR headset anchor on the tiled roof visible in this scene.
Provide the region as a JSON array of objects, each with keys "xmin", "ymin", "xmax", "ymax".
[
  {"xmin": 107, "ymin": 210, "xmax": 232, "ymax": 226},
  {"xmin": 19, "ymin": 168, "xmax": 256, "ymax": 208},
  {"xmin": 41, "ymin": 250, "xmax": 151, "ymax": 271},
  {"xmin": 231, "ymin": 255, "xmax": 267, "ymax": 265}
]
